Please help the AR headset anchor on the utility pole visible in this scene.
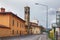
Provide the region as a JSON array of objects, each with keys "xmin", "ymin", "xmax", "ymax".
[
  {"xmin": 35, "ymin": 3, "xmax": 48, "ymax": 29},
  {"xmin": 35, "ymin": 3, "xmax": 48, "ymax": 40}
]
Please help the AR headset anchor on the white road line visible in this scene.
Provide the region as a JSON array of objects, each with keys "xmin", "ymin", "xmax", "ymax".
[{"xmin": 38, "ymin": 37, "xmax": 42, "ymax": 40}]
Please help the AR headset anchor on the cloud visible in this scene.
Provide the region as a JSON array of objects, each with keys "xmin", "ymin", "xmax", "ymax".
[
  {"xmin": 48, "ymin": 8, "xmax": 56, "ymax": 15},
  {"xmin": 49, "ymin": 19, "xmax": 56, "ymax": 28},
  {"xmin": 0, "ymin": 0, "xmax": 60, "ymax": 28},
  {"xmin": 48, "ymin": 8, "xmax": 56, "ymax": 12},
  {"xmin": 51, "ymin": 19, "xmax": 56, "ymax": 24},
  {"xmin": 44, "ymin": 8, "xmax": 56, "ymax": 15}
]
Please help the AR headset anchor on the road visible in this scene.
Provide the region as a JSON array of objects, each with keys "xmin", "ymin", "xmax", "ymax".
[{"xmin": 0, "ymin": 33, "xmax": 51, "ymax": 40}]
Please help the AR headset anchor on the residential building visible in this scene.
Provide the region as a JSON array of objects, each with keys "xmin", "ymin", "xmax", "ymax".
[
  {"xmin": 29, "ymin": 19, "xmax": 44, "ymax": 34},
  {"xmin": 30, "ymin": 22, "xmax": 42, "ymax": 34},
  {"xmin": 0, "ymin": 8, "xmax": 27, "ymax": 37},
  {"xmin": 0, "ymin": 6, "xmax": 44, "ymax": 37}
]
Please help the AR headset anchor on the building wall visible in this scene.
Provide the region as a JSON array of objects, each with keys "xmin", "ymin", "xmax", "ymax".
[
  {"xmin": 0, "ymin": 14, "xmax": 11, "ymax": 37},
  {"xmin": 0, "ymin": 13, "xmax": 28, "ymax": 37},
  {"xmin": 0, "ymin": 14, "xmax": 10, "ymax": 27},
  {"xmin": 0, "ymin": 28, "xmax": 11, "ymax": 37},
  {"xmin": 0, "ymin": 13, "xmax": 42, "ymax": 37},
  {"xmin": 9, "ymin": 14, "xmax": 28, "ymax": 36},
  {"xmin": 24, "ymin": 6, "xmax": 30, "ymax": 26},
  {"xmin": 30, "ymin": 26, "xmax": 41, "ymax": 34},
  {"xmin": 30, "ymin": 22, "xmax": 41, "ymax": 35}
]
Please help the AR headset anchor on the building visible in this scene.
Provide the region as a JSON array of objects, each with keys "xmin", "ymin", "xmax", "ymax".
[
  {"xmin": 24, "ymin": 6, "xmax": 30, "ymax": 26},
  {"xmin": 0, "ymin": 8, "xmax": 27, "ymax": 37},
  {"xmin": 30, "ymin": 22, "xmax": 42, "ymax": 34},
  {"xmin": 0, "ymin": 6, "xmax": 44, "ymax": 37},
  {"xmin": 24, "ymin": 6, "xmax": 30, "ymax": 34},
  {"xmin": 24, "ymin": 6, "xmax": 44, "ymax": 35},
  {"xmin": 29, "ymin": 19, "xmax": 43, "ymax": 34},
  {"xmin": 56, "ymin": 8, "xmax": 60, "ymax": 40}
]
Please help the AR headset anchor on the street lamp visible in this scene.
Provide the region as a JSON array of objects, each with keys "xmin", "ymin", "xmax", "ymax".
[
  {"xmin": 35, "ymin": 3, "xmax": 48, "ymax": 28},
  {"xmin": 35, "ymin": 3, "xmax": 48, "ymax": 40}
]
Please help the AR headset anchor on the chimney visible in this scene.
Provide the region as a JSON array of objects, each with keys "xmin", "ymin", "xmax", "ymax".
[{"xmin": 0, "ymin": 8, "xmax": 5, "ymax": 12}]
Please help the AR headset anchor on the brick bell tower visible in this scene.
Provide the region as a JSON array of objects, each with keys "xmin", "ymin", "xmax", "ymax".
[
  {"xmin": 24, "ymin": 6, "xmax": 30, "ymax": 34},
  {"xmin": 24, "ymin": 6, "xmax": 30, "ymax": 26}
]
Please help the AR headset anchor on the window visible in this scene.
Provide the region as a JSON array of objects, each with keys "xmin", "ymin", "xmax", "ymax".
[
  {"xmin": 57, "ymin": 15, "xmax": 60, "ymax": 18},
  {"xmin": 21, "ymin": 24, "xmax": 23, "ymax": 27},
  {"xmin": 57, "ymin": 20, "xmax": 59, "ymax": 23},
  {"xmin": 23, "ymin": 25, "xmax": 24, "ymax": 27},
  {"xmin": 17, "ymin": 30, "xmax": 18, "ymax": 34},
  {"xmin": 12, "ymin": 30, "xmax": 14, "ymax": 34},
  {"xmin": 20, "ymin": 24, "xmax": 21, "ymax": 28},
  {"xmin": 25, "ymin": 11, "xmax": 27, "ymax": 13},
  {"xmin": 20, "ymin": 31, "xmax": 21, "ymax": 35},
  {"xmin": 22, "ymin": 24, "xmax": 24, "ymax": 28},
  {"xmin": 28, "ymin": 11, "xmax": 30, "ymax": 13},
  {"xmin": 20, "ymin": 24, "xmax": 21, "ymax": 27},
  {"xmin": 22, "ymin": 25, "xmax": 23, "ymax": 28},
  {"xmin": 12, "ymin": 20, "xmax": 14, "ymax": 26},
  {"xmin": 17, "ymin": 21, "xmax": 18, "ymax": 27}
]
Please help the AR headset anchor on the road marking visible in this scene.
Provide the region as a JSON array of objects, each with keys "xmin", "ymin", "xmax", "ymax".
[
  {"xmin": 38, "ymin": 37, "xmax": 42, "ymax": 40},
  {"xmin": 36, "ymin": 36, "xmax": 42, "ymax": 40}
]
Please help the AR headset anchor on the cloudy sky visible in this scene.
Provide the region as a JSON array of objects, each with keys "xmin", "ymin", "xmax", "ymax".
[{"xmin": 0, "ymin": 0, "xmax": 60, "ymax": 28}]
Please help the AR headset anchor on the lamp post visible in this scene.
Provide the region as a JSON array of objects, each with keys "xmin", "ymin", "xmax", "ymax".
[
  {"xmin": 35, "ymin": 3, "xmax": 48, "ymax": 40},
  {"xmin": 35, "ymin": 3, "xmax": 48, "ymax": 28}
]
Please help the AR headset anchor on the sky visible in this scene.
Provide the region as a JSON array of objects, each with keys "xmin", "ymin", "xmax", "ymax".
[{"xmin": 0, "ymin": 0, "xmax": 60, "ymax": 28}]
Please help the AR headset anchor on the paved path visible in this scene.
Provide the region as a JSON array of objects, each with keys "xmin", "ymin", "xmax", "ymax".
[{"xmin": 0, "ymin": 33, "xmax": 51, "ymax": 40}]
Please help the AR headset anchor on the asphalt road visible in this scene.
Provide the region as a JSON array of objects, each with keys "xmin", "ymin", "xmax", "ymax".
[{"xmin": 0, "ymin": 33, "xmax": 51, "ymax": 40}]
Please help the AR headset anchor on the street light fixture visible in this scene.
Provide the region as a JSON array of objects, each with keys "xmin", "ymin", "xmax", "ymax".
[{"xmin": 35, "ymin": 3, "xmax": 48, "ymax": 28}]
